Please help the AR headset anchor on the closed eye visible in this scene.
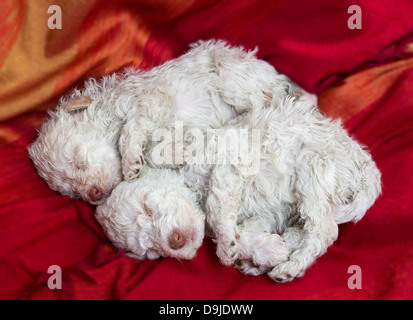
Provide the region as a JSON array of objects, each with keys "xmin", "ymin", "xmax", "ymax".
[{"xmin": 144, "ymin": 203, "xmax": 154, "ymax": 217}]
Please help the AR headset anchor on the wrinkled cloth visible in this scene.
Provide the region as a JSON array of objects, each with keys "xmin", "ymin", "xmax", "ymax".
[{"xmin": 0, "ymin": 0, "xmax": 412, "ymax": 299}]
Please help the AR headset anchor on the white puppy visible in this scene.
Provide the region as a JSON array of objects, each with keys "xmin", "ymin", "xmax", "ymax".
[
  {"xmin": 205, "ymin": 96, "xmax": 382, "ymax": 282},
  {"xmin": 118, "ymin": 40, "xmax": 312, "ymax": 181},
  {"xmin": 102, "ymin": 95, "xmax": 381, "ymax": 280},
  {"xmin": 28, "ymin": 40, "xmax": 307, "ymax": 205},
  {"xmin": 27, "ymin": 75, "xmax": 127, "ymax": 204},
  {"xmin": 95, "ymin": 167, "xmax": 206, "ymax": 260}
]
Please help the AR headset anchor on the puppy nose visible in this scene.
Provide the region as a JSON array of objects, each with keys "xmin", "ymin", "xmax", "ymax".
[
  {"xmin": 88, "ymin": 186, "xmax": 104, "ymax": 202},
  {"xmin": 168, "ymin": 230, "xmax": 186, "ymax": 250}
]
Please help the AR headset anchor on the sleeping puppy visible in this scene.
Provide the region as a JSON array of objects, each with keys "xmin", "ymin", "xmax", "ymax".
[
  {"xmin": 205, "ymin": 96, "xmax": 381, "ymax": 282},
  {"xmin": 103, "ymin": 95, "xmax": 381, "ymax": 280},
  {"xmin": 28, "ymin": 75, "xmax": 126, "ymax": 205},
  {"xmin": 95, "ymin": 166, "xmax": 207, "ymax": 260},
  {"xmin": 28, "ymin": 39, "xmax": 310, "ymax": 205}
]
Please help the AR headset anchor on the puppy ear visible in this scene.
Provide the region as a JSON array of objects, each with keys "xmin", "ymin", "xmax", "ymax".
[{"xmin": 61, "ymin": 96, "xmax": 93, "ymax": 112}]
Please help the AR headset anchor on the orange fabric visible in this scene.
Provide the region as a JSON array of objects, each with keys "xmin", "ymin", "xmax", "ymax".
[
  {"xmin": 319, "ymin": 57, "xmax": 413, "ymax": 121},
  {"xmin": 0, "ymin": 0, "xmax": 194, "ymax": 121}
]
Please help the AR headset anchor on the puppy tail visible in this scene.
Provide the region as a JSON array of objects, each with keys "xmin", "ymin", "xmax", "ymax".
[{"xmin": 334, "ymin": 158, "xmax": 382, "ymax": 224}]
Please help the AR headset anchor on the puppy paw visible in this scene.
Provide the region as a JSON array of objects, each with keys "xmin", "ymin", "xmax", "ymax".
[
  {"xmin": 216, "ymin": 236, "xmax": 240, "ymax": 266},
  {"xmin": 122, "ymin": 153, "xmax": 145, "ymax": 181},
  {"xmin": 234, "ymin": 259, "xmax": 269, "ymax": 276},
  {"xmin": 268, "ymin": 259, "xmax": 305, "ymax": 283},
  {"xmin": 252, "ymin": 233, "xmax": 290, "ymax": 267}
]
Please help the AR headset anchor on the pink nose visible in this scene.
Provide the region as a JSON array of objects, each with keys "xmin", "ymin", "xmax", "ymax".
[
  {"xmin": 88, "ymin": 186, "xmax": 104, "ymax": 202},
  {"xmin": 168, "ymin": 230, "xmax": 186, "ymax": 250}
]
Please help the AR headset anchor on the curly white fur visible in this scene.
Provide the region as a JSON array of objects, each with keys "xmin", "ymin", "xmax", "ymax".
[
  {"xmin": 27, "ymin": 74, "xmax": 127, "ymax": 204},
  {"xmin": 118, "ymin": 40, "xmax": 311, "ymax": 181},
  {"xmin": 28, "ymin": 40, "xmax": 307, "ymax": 205},
  {"xmin": 95, "ymin": 167, "xmax": 206, "ymax": 260},
  {"xmin": 204, "ymin": 96, "xmax": 382, "ymax": 282},
  {"xmin": 101, "ymin": 95, "xmax": 381, "ymax": 280},
  {"xmin": 28, "ymin": 38, "xmax": 377, "ymax": 280}
]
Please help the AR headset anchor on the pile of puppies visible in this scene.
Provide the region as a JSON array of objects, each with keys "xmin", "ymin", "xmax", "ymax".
[{"xmin": 28, "ymin": 40, "xmax": 381, "ymax": 282}]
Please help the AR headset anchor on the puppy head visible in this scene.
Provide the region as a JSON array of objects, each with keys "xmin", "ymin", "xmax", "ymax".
[
  {"xmin": 96, "ymin": 168, "xmax": 205, "ymax": 260},
  {"xmin": 28, "ymin": 96, "xmax": 122, "ymax": 205}
]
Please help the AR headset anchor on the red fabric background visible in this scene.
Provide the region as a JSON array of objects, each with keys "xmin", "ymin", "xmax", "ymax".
[{"xmin": 0, "ymin": 0, "xmax": 413, "ymax": 299}]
